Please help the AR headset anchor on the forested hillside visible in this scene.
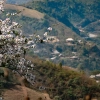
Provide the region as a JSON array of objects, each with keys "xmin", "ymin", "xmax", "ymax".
[
  {"xmin": 1, "ymin": 1, "xmax": 100, "ymax": 71},
  {"xmin": 24, "ymin": 0, "xmax": 100, "ymax": 45}
]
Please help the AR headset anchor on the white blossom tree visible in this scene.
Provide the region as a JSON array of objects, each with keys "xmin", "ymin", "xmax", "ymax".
[{"xmin": 0, "ymin": 0, "xmax": 51, "ymax": 76}]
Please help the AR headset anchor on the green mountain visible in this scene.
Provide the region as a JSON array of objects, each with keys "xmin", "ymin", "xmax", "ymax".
[
  {"xmin": 17, "ymin": 0, "xmax": 100, "ymax": 71},
  {"xmin": 1, "ymin": 2, "xmax": 100, "ymax": 71},
  {"xmin": 24, "ymin": 0, "xmax": 100, "ymax": 45}
]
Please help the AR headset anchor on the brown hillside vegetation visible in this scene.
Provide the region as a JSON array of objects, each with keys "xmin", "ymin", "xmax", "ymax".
[
  {"xmin": 4, "ymin": 3, "xmax": 44, "ymax": 19},
  {"xmin": 0, "ymin": 58, "xmax": 100, "ymax": 100},
  {"xmin": 0, "ymin": 67, "xmax": 51, "ymax": 100},
  {"xmin": 1, "ymin": 56, "xmax": 100, "ymax": 100},
  {"xmin": 25, "ymin": 56, "xmax": 100, "ymax": 100},
  {"xmin": 3, "ymin": 85, "xmax": 52, "ymax": 100}
]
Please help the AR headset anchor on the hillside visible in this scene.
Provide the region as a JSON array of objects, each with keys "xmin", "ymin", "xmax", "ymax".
[
  {"xmin": 4, "ymin": 3, "xmax": 44, "ymax": 19},
  {"xmin": 1, "ymin": 3, "xmax": 100, "ymax": 71},
  {"xmin": 1, "ymin": 57, "xmax": 100, "ymax": 100},
  {"xmin": 1, "ymin": 1, "xmax": 100, "ymax": 100},
  {"xmin": 0, "ymin": 68, "xmax": 52, "ymax": 100},
  {"xmin": 1, "ymin": 2, "xmax": 100, "ymax": 71},
  {"xmin": 2, "ymin": 2, "xmax": 78, "ymax": 38},
  {"xmin": 3, "ymin": 85, "xmax": 51, "ymax": 100},
  {"xmin": 24, "ymin": 0, "xmax": 100, "ymax": 46}
]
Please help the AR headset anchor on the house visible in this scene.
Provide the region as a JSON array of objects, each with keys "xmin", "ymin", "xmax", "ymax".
[
  {"xmin": 90, "ymin": 75, "xmax": 95, "ymax": 78},
  {"xmin": 70, "ymin": 56, "xmax": 78, "ymax": 60},
  {"xmin": 96, "ymin": 74, "xmax": 100, "ymax": 77},
  {"xmin": 50, "ymin": 56, "xmax": 56, "ymax": 60},
  {"xmin": 88, "ymin": 33, "xmax": 97, "ymax": 38},
  {"xmin": 66, "ymin": 38, "xmax": 74, "ymax": 46},
  {"xmin": 66, "ymin": 38, "xmax": 74, "ymax": 42}
]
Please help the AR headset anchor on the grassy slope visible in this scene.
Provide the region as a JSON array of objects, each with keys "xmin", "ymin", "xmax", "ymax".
[
  {"xmin": 3, "ymin": 85, "xmax": 52, "ymax": 100},
  {"xmin": 4, "ymin": 3, "xmax": 44, "ymax": 19},
  {"xmin": 0, "ymin": 56, "xmax": 100, "ymax": 100},
  {"xmin": 3, "ymin": 3, "xmax": 79, "ymax": 38},
  {"xmin": 0, "ymin": 67, "xmax": 52, "ymax": 100}
]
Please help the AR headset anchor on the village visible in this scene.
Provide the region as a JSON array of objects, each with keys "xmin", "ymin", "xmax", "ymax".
[
  {"xmin": 90, "ymin": 74, "xmax": 100, "ymax": 83},
  {"xmin": 0, "ymin": 6, "xmax": 100, "ymax": 88}
]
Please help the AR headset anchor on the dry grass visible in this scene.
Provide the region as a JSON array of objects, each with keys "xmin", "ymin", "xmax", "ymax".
[
  {"xmin": 4, "ymin": 3, "xmax": 44, "ymax": 19},
  {"xmin": 0, "ymin": 67, "xmax": 52, "ymax": 100},
  {"xmin": 63, "ymin": 65, "xmax": 78, "ymax": 72},
  {"xmin": 3, "ymin": 85, "xmax": 52, "ymax": 100}
]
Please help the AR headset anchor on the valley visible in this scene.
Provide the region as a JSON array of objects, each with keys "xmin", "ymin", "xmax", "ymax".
[
  {"xmin": 1, "ymin": 1, "xmax": 100, "ymax": 71},
  {"xmin": 1, "ymin": 0, "xmax": 100, "ymax": 99}
]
